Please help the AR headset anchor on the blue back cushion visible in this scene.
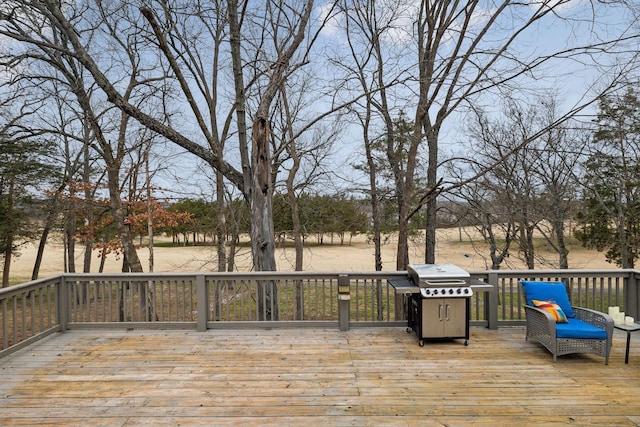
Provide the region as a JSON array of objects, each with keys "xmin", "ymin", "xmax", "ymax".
[
  {"xmin": 556, "ymin": 318, "xmax": 607, "ymax": 339},
  {"xmin": 520, "ymin": 281, "xmax": 575, "ymax": 318}
]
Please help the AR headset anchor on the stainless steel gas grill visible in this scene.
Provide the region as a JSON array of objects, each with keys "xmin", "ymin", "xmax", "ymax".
[{"xmin": 391, "ymin": 264, "xmax": 473, "ymax": 347}]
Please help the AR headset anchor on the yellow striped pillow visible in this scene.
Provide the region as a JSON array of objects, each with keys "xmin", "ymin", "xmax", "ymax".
[{"xmin": 532, "ymin": 299, "xmax": 569, "ymax": 323}]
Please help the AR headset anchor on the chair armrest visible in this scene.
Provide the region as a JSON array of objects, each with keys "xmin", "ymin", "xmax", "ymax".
[
  {"xmin": 524, "ymin": 304, "xmax": 557, "ymax": 335},
  {"xmin": 572, "ymin": 307, "xmax": 614, "ymax": 334}
]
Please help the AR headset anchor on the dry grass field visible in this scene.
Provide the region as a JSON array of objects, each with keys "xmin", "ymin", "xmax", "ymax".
[{"xmin": 7, "ymin": 228, "xmax": 616, "ymax": 284}]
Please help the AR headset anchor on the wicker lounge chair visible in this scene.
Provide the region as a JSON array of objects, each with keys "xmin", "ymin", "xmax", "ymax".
[{"xmin": 520, "ymin": 281, "xmax": 614, "ymax": 364}]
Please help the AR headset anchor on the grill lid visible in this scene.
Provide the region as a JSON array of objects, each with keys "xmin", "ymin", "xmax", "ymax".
[{"xmin": 407, "ymin": 263, "xmax": 470, "ymax": 287}]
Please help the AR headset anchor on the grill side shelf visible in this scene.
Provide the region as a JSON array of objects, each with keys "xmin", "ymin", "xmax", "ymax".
[{"xmin": 388, "ymin": 278, "xmax": 421, "ymax": 294}]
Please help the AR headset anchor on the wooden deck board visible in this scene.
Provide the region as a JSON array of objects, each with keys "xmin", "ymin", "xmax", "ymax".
[{"xmin": 1, "ymin": 327, "xmax": 640, "ymax": 426}]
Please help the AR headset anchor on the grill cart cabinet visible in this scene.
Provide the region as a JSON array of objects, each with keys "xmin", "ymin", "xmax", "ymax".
[
  {"xmin": 408, "ymin": 292, "xmax": 470, "ymax": 346},
  {"xmin": 392, "ymin": 264, "xmax": 473, "ymax": 347}
]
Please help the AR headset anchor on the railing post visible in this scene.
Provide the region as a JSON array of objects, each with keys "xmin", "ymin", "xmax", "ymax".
[
  {"xmin": 196, "ymin": 275, "xmax": 208, "ymax": 332},
  {"xmin": 338, "ymin": 274, "xmax": 350, "ymax": 331},
  {"xmin": 625, "ymin": 271, "xmax": 638, "ymax": 318},
  {"xmin": 486, "ymin": 272, "xmax": 499, "ymax": 330},
  {"xmin": 57, "ymin": 276, "xmax": 68, "ymax": 332}
]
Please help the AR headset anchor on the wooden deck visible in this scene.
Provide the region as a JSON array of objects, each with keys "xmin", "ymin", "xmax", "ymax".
[{"xmin": 1, "ymin": 326, "xmax": 639, "ymax": 426}]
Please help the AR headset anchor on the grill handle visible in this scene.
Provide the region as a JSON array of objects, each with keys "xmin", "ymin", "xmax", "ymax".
[{"xmin": 422, "ymin": 279, "xmax": 467, "ymax": 286}]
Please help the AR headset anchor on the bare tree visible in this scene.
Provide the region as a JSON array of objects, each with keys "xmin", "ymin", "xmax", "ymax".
[
  {"xmin": 338, "ymin": 0, "xmax": 414, "ymax": 271},
  {"xmin": 1, "ymin": 1, "xmax": 332, "ymax": 278},
  {"xmin": 0, "ymin": 2, "xmax": 167, "ymax": 273},
  {"xmin": 33, "ymin": 91, "xmax": 87, "ymax": 279},
  {"xmin": 530, "ymin": 104, "xmax": 588, "ymax": 269},
  {"xmin": 413, "ymin": 1, "xmax": 640, "ymax": 267},
  {"xmin": 333, "ymin": 0, "xmax": 640, "ymax": 269},
  {"xmin": 458, "ymin": 95, "xmax": 587, "ymax": 269},
  {"xmin": 447, "ymin": 175, "xmax": 518, "ymax": 270}
]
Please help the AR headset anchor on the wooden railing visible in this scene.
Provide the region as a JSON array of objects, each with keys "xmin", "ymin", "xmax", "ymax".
[{"xmin": 2, "ymin": 269, "xmax": 639, "ymax": 358}]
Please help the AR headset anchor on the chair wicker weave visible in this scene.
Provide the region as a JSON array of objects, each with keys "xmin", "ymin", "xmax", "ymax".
[{"xmin": 520, "ymin": 281, "xmax": 614, "ymax": 364}]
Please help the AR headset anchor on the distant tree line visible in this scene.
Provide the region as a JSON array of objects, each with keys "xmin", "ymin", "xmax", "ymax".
[{"xmin": 112, "ymin": 193, "xmax": 371, "ymax": 247}]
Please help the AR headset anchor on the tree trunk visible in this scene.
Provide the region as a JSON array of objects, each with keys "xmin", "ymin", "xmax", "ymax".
[
  {"xmin": 521, "ymin": 223, "xmax": 536, "ymax": 269},
  {"xmin": 251, "ymin": 116, "xmax": 279, "ymax": 320},
  {"xmin": 424, "ymin": 126, "xmax": 439, "ymax": 265},
  {"xmin": 66, "ymin": 186, "xmax": 77, "ymax": 274},
  {"xmin": 552, "ymin": 217, "xmax": 569, "ymax": 269},
  {"xmin": 106, "ymin": 167, "xmax": 143, "ymax": 273},
  {"xmin": 364, "ymin": 118, "xmax": 383, "ymax": 271},
  {"xmin": 424, "ymin": 198, "xmax": 437, "ymax": 264},
  {"xmin": 2, "ymin": 177, "xmax": 14, "ymax": 287},
  {"xmin": 216, "ymin": 170, "xmax": 227, "ymax": 272},
  {"xmin": 32, "ymin": 227, "xmax": 49, "ymax": 281},
  {"xmin": 227, "ymin": 222, "xmax": 239, "ymax": 272},
  {"xmin": 617, "ymin": 199, "xmax": 631, "ymax": 268},
  {"xmin": 286, "ymin": 161, "xmax": 304, "ymax": 318},
  {"xmin": 98, "ymin": 229, "xmax": 108, "ymax": 274},
  {"xmin": 33, "ymin": 214, "xmax": 55, "ymax": 280},
  {"xmin": 2, "ymin": 246, "xmax": 12, "ymax": 288},
  {"xmin": 396, "ymin": 200, "xmax": 411, "ymax": 270},
  {"xmin": 32, "ymin": 181, "xmax": 67, "ymax": 280}
]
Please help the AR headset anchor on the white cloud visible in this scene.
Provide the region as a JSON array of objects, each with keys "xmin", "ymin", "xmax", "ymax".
[
  {"xmin": 315, "ymin": 2, "xmax": 344, "ymax": 38},
  {"xmin": 531, "ymin": 0, "xmax": 583, "ymax": 14},
  {"xmin": 377, "ymin": 1, "xmax": 495, "ymax": 46}
]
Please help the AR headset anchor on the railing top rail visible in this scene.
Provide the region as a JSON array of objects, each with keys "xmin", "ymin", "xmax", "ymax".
[
  {"xmin": 469, "ymin": 269, "xmax": 637, "ymax": 278},
  {"xmin": 0, "ymin": 275, "xmax": 62, "ymax": 298},
  {"xmin": 60, "ymin": 271, "xmax": 411, "ymax": 281}
]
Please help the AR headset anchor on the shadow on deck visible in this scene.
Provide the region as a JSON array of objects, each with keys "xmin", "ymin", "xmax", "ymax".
[{"xmin": 1, "ymin": 326, "xmax": 639, "ymax": 426}]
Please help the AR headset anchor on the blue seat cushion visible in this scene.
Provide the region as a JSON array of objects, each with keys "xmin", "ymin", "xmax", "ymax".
[
  {"xmin": 521, "ymin": 281, "xmax": 575, "ymax": 318},
  {"xmin": 556, "ymin": 318, "xmax": 607, "ymax": 340}
]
